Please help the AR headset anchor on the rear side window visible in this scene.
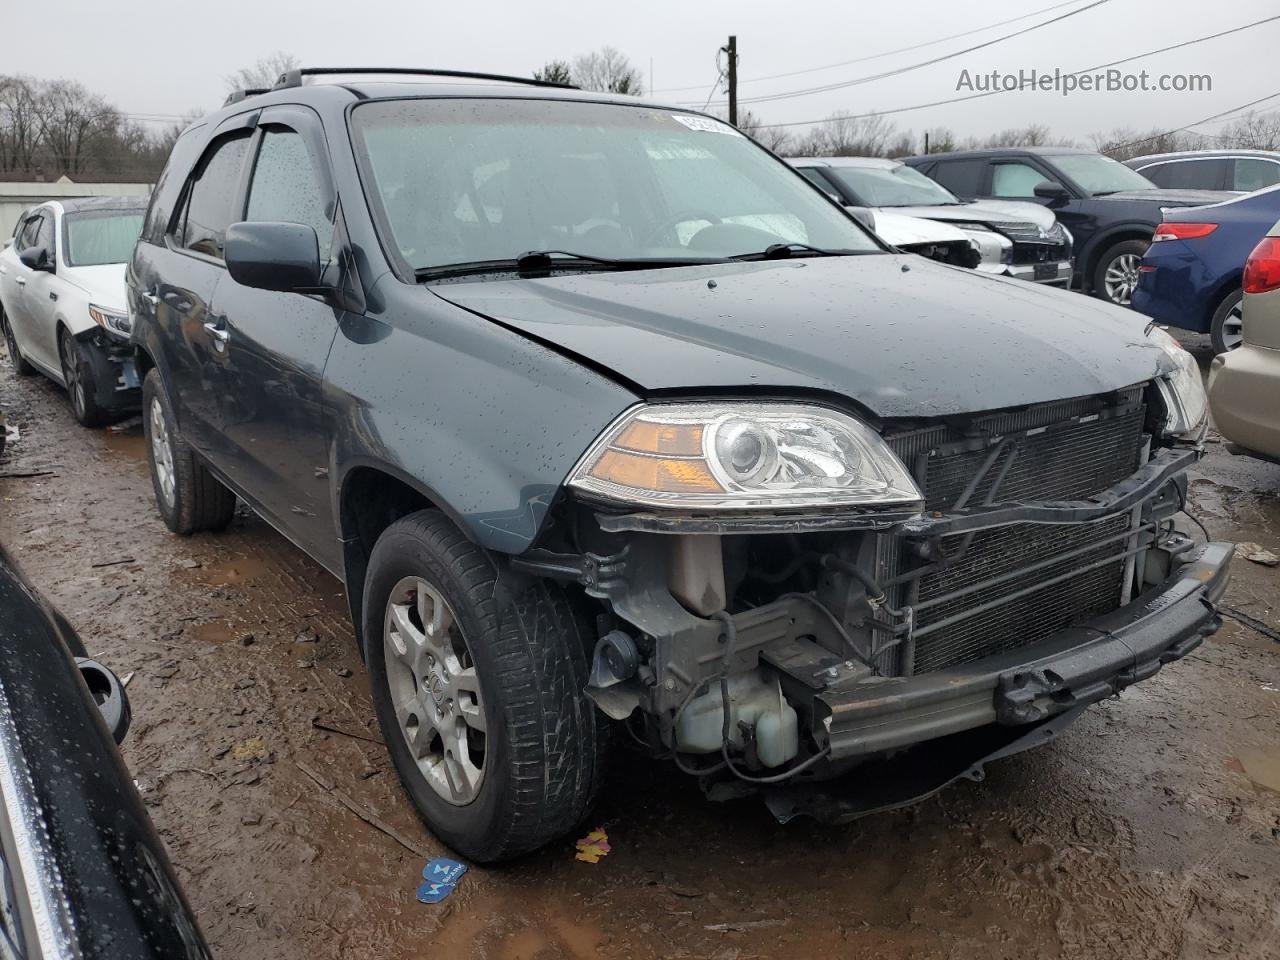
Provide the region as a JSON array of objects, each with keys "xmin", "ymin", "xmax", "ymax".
[
  {"xmin": 1232, "ymin": 158, "xmax": 1280, "ymax": 192},
  {"xmin": 1142, "ymin": 158, "xmax": 1227, "ymax": 190},
  {"xmin": 924, "ymin": 159, "xmax": 986, "ymax": 197},
  {"xmin": 245, "ymin": 128, "xmax": 333, "ymax": 259},
  {"xmin": 174, "ymin": 133, "xmax": 251, "ymax": 259}
]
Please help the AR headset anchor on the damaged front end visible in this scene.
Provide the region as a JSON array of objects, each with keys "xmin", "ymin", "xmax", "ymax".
[{"xmin": 518, "ymin": 350, "xmax": 1230, "ymax": 819}]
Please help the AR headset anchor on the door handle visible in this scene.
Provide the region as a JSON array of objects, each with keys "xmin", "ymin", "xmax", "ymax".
[
  {"xmin": 15, "ymin": 278, "xmax": 25, "ymax": 287},
  {"xmin": 48, "ymin": 291, "xmax": 57, "ymax": 302},
  {"xmin": 141, "ymin": 291, "xmax": 159, "ymax": 308},
  {"xmin": 203, "ymin": 321, "xmax": 230, "ymax": 351}
]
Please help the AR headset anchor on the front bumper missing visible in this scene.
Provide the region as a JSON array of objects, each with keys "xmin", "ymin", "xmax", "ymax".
[{"xmin": 820, "ymin": 541, "xmax": 1232, "ymax": 760}]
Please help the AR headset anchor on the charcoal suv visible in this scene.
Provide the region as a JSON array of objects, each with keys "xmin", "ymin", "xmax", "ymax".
[{"xmin": 128, "ymin": 68, "xmax": 1231, "ymax": 862}]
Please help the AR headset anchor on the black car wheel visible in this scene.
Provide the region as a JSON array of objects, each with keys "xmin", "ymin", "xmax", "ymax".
[
  {"xmin": 1210, "ymin": 288, "xmax": 1245, "ymax": 355},
  {"xmin": 1093, "ymin": 239, "xmax": 1149, "ymax": 307},
  {"xmin": 1, "ymin": 305, "xmax": 36, "ymax": 376},
  {"xmin": 363, "ymin": 509, "xmax": 607, "ymax": 863},
  {"xmin": 59, "ymin": 329, "xmax": 106, "ymax": 427},
  {"xmin": 142, "ymin": 369, "xmax": 236, "ymax": 535}
]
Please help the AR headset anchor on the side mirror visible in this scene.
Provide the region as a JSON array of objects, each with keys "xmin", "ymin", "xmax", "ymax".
[
  {"xmin": 844, "ymin": 205, "xmax": 877, "ymax": 233},
  {"xmin": 225, "ymin": 221, "xmax": 322, "ymax": 292},
  {"xmin": 18, "ymin": 246, "xmax": 51, "ymax": 271},
  {"xmin": 1033, "ymin": 180, "xmax": 1070, "ymax": 201}
]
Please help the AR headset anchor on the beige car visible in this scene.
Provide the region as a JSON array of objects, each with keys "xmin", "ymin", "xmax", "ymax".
[{"xmin": 1209, "ymin": 221, "xmax": 1280, "ymax": 461}]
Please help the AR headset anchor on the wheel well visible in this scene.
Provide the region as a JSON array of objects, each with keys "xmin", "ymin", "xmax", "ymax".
[
  {"xmin": 134, "ymin": 346, "xmax": 155, "ymax": 384},
  {"xmin": 1084, "ymin": 231, "xmax": 1151, "ymax": 286},
  {"xmin": 339, "ymin": 466, "xmax": 438, "ymax": 653}
]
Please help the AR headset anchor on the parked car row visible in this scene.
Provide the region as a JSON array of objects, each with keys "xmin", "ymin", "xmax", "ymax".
[{"xmin": 0, "ymin": 70, "xmax": 1242, "ymax": 868}]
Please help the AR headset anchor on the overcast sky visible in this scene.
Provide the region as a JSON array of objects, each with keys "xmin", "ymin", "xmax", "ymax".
[{"xmin": 6, "ymin": 0, "xmax": 1278, "ymax": 144}]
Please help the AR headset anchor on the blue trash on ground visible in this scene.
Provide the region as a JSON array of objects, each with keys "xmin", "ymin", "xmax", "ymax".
[{"xmin": 416, "ymin": 857, "xmax": 468, "ymax": 903}]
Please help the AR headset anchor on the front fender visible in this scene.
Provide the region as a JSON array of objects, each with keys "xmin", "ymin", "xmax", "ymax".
[{"xmin": 326, "ymin": 280, "xmax": 637, "ymax": 555}]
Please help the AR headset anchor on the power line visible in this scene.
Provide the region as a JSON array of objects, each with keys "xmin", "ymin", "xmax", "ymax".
[
  {"xmin": 684, "ymin": 0, "xmax": 1112, "ymax": 108},
  {"xmin": 650, "ymin": 0, "xmax": 1091, "ymax": 94},
  {"xmin": 751, "ymin": 13, "xmax": 1280, "ymax": 130},
  {"xmin": 1106, "ymin": 90, "xmax": 1280, "ymax": 152}
]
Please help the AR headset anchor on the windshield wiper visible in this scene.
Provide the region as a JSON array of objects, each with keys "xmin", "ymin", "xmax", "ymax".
[
  {"xmin": 414, "ymin": 249, "xmax": 725, "ymax": 281},
  {"xmin": 732, "ymin": 242, "xmax": 858, "ymax": 261}
]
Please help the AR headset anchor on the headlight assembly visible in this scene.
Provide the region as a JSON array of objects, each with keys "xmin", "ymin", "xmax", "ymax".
[
  {"xmin": 88, "ymin": 304, "xmax": 131, "ymax": 338},
  {"xmin": 1147, "ymin": 326, "xmax": 1207, "ymax": 438},
  {"xmin": 568, "ymin": 402, "xmax": 922, "ymax": 511}
]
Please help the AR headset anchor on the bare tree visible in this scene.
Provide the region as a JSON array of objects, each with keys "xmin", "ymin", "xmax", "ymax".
[
  {"xmin": 921, "ymin": 127, "xmax": 955, "ymax": 154},
  {"xmin": 1090, "ymin": 126, "xmax": 1205, "ymax": 160},
  {"xmin": 1218, "ymin": 110, "xmax": 1280, "ymax": 151},
  {"xmin": 731, "ymin": 109, "xmax": 792, "ymax": 154},
  {"xmin": 792, "ymin": 111, "xmax": 897, "ymax": 157},
  {"xmin": 34, "ymin": 80, "xmax": 120, "ymax": 176},
  {"xmin": 225, "ymin": 51, "xmax": 299, "ymax": 94},
  {"xmin": 571, "ymin": 47, "xmax": 644, "ymax": 96},
  {"xmin": 533, "ymin": 60, "xmax": 573, "ymax": 86},
  {"xmin": 884, "ymin": 131, "xmax": 918, "ymax": 158},
  {"xmin": 0, "ymin": 76, "xmax": 42, "ymax": 172}
]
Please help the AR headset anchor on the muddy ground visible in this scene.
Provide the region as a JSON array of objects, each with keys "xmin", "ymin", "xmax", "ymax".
[{"xmin": 1, "ymin": 335, "xmax": 1278, "ymax": 960}]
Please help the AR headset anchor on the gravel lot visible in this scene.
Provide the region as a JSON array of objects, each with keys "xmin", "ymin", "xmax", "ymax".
[{"xmin": 1, "ymin": 335, "xmax": 1277, "ymax": 960}]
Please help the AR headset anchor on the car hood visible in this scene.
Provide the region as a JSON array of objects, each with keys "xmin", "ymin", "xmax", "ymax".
[
  {"xmin": 1095, "ymin": 188, "xmax": 1232, "ymax": 205},
  {"xmin": 430, "ymin": 255, "xmax": 1169, "ymax": 419},
  {"xmin": 886, "ymin": 200, "xmax": 1056, "ymax": 230},
  {"xmin": 869, "ymin": 210, "xmax": 970, "ymax": 247},
  {"xmin": 58, "ymin": 263, "xmax": 127, "ymax": 311}
]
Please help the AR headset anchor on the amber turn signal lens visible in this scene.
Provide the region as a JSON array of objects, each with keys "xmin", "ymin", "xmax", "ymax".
[
  {"xmin": 591, "ymin": 449, "xmax": 724, "ymax": 493},
  {"xmin": 612, "ymin": 420, "xmax": 705, "ymax": 456}
]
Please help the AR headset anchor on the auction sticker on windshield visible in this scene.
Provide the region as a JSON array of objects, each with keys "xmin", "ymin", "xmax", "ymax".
[{"xmin": 671, "ymin": 114, "xmax": 743, "ymax": 136}]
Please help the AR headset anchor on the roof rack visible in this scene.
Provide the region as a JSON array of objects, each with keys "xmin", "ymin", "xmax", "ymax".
[
  {"xmin": 223, "ymin": 87, "xmax": 270, "ymax": 106},
  {"xmin": 272, "ymin": 67, "xmax": 578, "ymax": 91}
]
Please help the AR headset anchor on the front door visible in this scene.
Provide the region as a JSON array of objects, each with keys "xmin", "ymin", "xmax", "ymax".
[
  {"xmin": 208, "ymin": 106, "xmax": 342, "ymax": 567},
  {"xmin": 152, "ymin": 129, "xmax": 254, "ymax": 455}
]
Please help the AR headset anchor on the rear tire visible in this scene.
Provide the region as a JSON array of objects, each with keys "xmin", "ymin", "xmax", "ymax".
[
  {"xmin": 1092, "ymin": 238, "xmax": 1148, "ymax": 307},
  {"xmin": 1210, "ymin": 288, "xmax": 1244, "ymax": 355},
  {"xmin": 142, "ymin": 369, "xmax": 236, "ymax": 535},
  {"xmin": 363, "ymin": 509, "xmax": 607, "ymax": 863},
  {"xmin": 59, "ymin": 329, "xmax": 106, "ymax": 428},
  {"xmin": 1, "ymin": 306, "xmax": 35, "ymax": 377}
]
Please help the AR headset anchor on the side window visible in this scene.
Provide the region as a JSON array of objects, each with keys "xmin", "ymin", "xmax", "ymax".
[
  {"xmin": 1144, "ymin": 159, "xmax": 1226, "ymax": 190},
  {"xmin": 924, "ymin": 159, "xmax": 985, "ymax": 198},
  {"xmin": 18, "ymin": 214, "xmax": 42, "ymax": 249},
  {"xmin": 34, "ymin": 214, "xmax": 55, "ymax": 255},
  {"xmin": 797, "ymin": 167, "xmax": 842, "ymax": 201},
  {"xmin": 173, "ymin": 133, "xmax": 251, "ymax": 260},
  {"xmin": 990, "ymin": 162, "xmax": 1051, "ymax": 198},
  {"xmin": 142, "ymin": 125, "xmax": 205, "ymax": 245},
  {"xmin": 245, "ymin": 128, "xmax": 333, "ymax": 259},
  {"xmin": 1233, "ymin": 158, "xmax": 1280, "ymax": 193}
]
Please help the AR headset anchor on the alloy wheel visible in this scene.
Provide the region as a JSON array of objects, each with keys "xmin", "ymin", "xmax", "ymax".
[
  {"xmin": 1220, "ymin": 300, "xmax": 1245, "ymax": 351},
  {"xmin": 383, "ymin": 576, "xmax": 487, "ymax": 805},
  {"xmin": 1103, "ymin": 253, "xmax": 1142, "ymax": 306},
  {"xmin": 149, "ymin": 398, "xmax": 176, "ymax": 509},
  {"xmin": 60, "ymin": 334, "xmax": 86, "ymax": 419}
]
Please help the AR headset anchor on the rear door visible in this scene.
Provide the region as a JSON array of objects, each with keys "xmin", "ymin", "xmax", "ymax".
[
  {"xmin": 151, "ymin": 124, "xmax": 254, "ymax": 454},
  {"xmin": 207, "ymin": 105, "xmax": 342, "ymax": 565}
]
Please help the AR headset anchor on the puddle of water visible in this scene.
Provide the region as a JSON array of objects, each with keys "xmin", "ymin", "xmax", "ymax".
[
  {"xmin": 1231, "ymin": 749, "xmax": 1280, "ymax": 794},
  {"xmin": 103, "ymin": 429, "xmax": 147, "ymax": 461},
  {"xmin": 190, "ymin": 556, "xmax": 274, "ymax": 586}
]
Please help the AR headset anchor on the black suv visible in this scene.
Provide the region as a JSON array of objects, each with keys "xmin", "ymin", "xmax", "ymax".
[
  {"xmin": 904, "ymin": 147, "xmax": 1229, "ymax": 306},
  {"xmin": 129, "ymin": 69, "xmax": 1231, "ymax": 862}
]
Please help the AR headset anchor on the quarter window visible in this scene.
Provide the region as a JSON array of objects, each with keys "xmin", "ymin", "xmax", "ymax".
[
  {"xmin": 174, "ymin": 134, "xmax": 251, "ymax": 259},
  {"xmin": 1232, "ymin": 158, "xmax": 1280, "ymax": 192},
  {"xmin": 246, "ymin": 128, "xmax": 333, "ymax": 259}
]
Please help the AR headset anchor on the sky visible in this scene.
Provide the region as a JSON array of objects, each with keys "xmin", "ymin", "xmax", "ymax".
[{"xmin": 4, "ymin": 0, "xmax": 1279, "ymax": 145}]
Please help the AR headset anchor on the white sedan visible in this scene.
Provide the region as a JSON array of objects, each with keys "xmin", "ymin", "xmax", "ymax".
[{"xmin": 0, "ymin": 197, "xmax": 146, "ymax": 426}]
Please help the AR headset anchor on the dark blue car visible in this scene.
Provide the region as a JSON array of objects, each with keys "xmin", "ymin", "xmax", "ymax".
[{"xmin": 1133, "ymin": 186, "xmax": 1280, "ymax": 352}]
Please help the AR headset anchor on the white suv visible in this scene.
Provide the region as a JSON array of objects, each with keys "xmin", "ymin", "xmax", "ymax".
[{"xmin": 0, "ymin": 197, "xmax": 147, "ymax": 426}]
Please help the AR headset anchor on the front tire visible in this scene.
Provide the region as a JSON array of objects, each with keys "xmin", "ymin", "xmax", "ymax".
[
  {"xmin": 142, "ymin": 369, "xmax": 236, "ymax": 534},
  {"xmin": 59, "ymin": 329, "xmax": 106, "ymax": 427},
  {"xmin": 1, "ymin": 306, "xmax": 35, "ymax": 376},
  {"xmin": 1092, "ymin": 239, "xmax": 1148, "ymax": 307},
  {"xmin": 1210, "ymin": 288, "xmax": 1244, "ymax": 354},
  {"xmin": 363, "ymin": 510, "xmax": 607, "ymax": 863}
]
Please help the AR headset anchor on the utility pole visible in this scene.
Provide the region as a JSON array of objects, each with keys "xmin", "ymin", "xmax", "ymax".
[
  {"xmin": 723, "ymin": 35, "xmax": 738, "ymax": 126},
  {"xmin": 924, "ymin": 131, "xmax": 930, "ymax": 155}
]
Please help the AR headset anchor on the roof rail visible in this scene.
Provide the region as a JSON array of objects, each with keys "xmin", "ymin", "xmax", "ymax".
[
  {"xmin": 272, "ymin": 67, "xmax": 578, "ymax": 91},
  {"xmin": 223, "ymin": 87, "xmax": 270, "ymax": 106}
]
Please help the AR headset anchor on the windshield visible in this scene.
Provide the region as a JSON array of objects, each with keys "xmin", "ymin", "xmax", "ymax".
[
  {"xmin": 1051, "ymin": 154, "xmax": 1155, "ymax": 195},
  {"xmin": 349, "ymin": 98, "xmax": 882, "ymax": 274},
  {"xmin": 826, "ymin": 164, "xmax": 960, "ymax": 207},
  {"xmin": 63, "ymin": 210, "xmax": 145, "ymax": 267}
]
